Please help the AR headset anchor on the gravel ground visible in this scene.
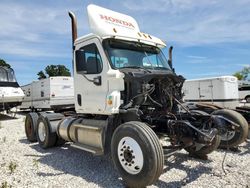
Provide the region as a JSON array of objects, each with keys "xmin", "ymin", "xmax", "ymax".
[{"xmin": 0, "ymin": 113, "xmax": 249, "ymax": 188}]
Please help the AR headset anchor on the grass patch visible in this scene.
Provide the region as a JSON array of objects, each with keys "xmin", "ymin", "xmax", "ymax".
[
  {"xmin": 1, "ymin": 181, "xmax": 12, "ymax": 188},
  {"xmin": 8, "ymin": 161, "xmax": 17, "ymax": 174},
  {"xmin": 33, "ymin": 159, "xmax": 39, "ymax": 169}
]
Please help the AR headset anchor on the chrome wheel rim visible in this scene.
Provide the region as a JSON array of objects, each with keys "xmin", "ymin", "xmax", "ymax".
[
  {"xmin": 117, "ymin": 136, "xmax": 144, "ymax": 175},
  {"xmin": 221, "ymin": 130, "xmax": 235, "ymax": 141},
  {"xmin": 38, "ymin": 122, "xmax": 46, "ymax": 142}
]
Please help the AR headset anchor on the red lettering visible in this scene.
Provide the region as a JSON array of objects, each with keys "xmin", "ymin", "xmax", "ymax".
[{"xmin": 99, "ymin": 14, "xmax": 135, "ymax": 28}]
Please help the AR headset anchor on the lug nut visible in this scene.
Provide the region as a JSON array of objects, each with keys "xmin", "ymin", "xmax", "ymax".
[
  {"xmin": 122, "ymin": 159, "xmax": 125, "ymax": 162},
  {"xmin": 125, "ymin": 162, "xmax": 128, "ymax": 166},
  {"xmin": 120, "ymin": 153, "xmax": 123, "ymax": 156},
  {"xmin": 128, "ymin": 164, "xmax": 132, "ymax": 166},
  {"xmin": 131, "ymin": 161, "xmax": 134, "ymax": 164}
]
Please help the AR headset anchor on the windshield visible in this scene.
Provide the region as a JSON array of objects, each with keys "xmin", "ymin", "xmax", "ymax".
[
  {"xmin": 103, "ymin": 39, "xmax": 171, "ymax": 70},
  {"xmin": 0, "ymin": 67, "xmax": 17, "ymax": 82}
]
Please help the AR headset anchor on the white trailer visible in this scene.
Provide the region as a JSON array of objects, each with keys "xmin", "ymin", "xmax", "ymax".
[
  {"xmin": 182, "ymin": 76, "xmax": 239, "ymax": 109},
  {"xmin": 20, "ymin": 77, "xmax": 74, "ymax": 111},
  {"xmin": 0, "ymin": 67, "xmax": 24, "ymax": 111}
]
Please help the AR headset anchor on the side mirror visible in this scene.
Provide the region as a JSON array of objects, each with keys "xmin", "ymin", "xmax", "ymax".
[
  {"xmin": 93, "ymin": 76, "xmax": 102, "ymax": 86},
  {"xmin": 75, "ymin": 49, "xmax": 87, "ymax": 73}
]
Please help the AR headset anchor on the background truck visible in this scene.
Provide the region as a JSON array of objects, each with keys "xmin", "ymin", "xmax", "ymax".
[
  {"xmin": 20, "ymin": 76, "xmax": 74, "ymax": 112},
  {"xmin": 238, "ymin": 80, "xmax": 250, "ymax": 103},
  {"xmin": 24, "ymin": 4, "xmax": 248, "ymax": 188}
]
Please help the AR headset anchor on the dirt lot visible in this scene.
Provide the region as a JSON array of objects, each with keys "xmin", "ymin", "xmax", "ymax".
[{"xmin": 0, "ymin": 113, "xmax": 249, "ymax": 188}]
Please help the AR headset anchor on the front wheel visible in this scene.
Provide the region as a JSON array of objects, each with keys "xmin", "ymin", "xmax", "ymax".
[{"xmin": 111, "ymin": 121, "xmax": 164, "ymax": 188}]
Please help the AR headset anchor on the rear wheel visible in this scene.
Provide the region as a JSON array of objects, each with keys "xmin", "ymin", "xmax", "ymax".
[
  {"xmin": 111, "ymin": 121, "xmax": 164, "ymax": 188},
  {"xmin": 25, "ymin": 113, "xmax": 39, "ymax": 142},
  {"xmin": 36, "ymin": 116, "xmax": 57, "ymax": 149},
  {"xmin": 212, "ymin": 109, "xmax": 248, "ymax": 148}
]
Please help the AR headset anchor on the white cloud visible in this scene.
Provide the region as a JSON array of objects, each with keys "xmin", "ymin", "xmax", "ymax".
[
  {"xmin": 0, "ymin": 1, "xmax": 88, "ymax": 58},
  {"xmin": 122, "ymin": 0, "xmax": 250, "ymax": 46},
  {"xmin": 187, "ymin": 55, "xmax": 207, "ymax": 59}
]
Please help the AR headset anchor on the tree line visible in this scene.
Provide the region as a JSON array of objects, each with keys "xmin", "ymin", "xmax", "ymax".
[
  {"xmin": 0, "ymin": 58, "xmax": 249, "ymax": 81},
  {"xmin": 0, "ymin": 59, "xmax": 71, "ymax": 79}
]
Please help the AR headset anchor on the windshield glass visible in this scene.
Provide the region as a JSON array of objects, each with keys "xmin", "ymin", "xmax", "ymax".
[
  {"xmin": 103, "ymin": 39, "xmax": 171, "ymax": 70},
  {"xmin": 0, "ymin": 67, "xmax": 17, "ymax": 82}
]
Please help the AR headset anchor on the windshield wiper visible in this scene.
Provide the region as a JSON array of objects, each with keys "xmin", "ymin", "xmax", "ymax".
[{"xmin": 119, "ymin": 66, "xmax": 151, "ymax": 73}]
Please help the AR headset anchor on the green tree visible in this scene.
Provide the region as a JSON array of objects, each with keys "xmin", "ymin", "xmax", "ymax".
[
  {"xmin": 37, "ymin": 71, "xmax": 47, "ymax": 80},
  {"xmin": 37, "ymin": 65, "xmax": 71, "ymax": 80},
  {"xmin": 0, "ymin": 59, "xmax": 11, "ymax": 68},
  {"xmin": 233, "ymin": 67, "xmax": 250, "ymax": 81}
]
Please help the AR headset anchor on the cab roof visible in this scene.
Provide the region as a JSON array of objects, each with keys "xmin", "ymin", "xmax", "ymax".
[{"xmin": 75, "ymin": 4, "xmax": 166, "ymax": 48}]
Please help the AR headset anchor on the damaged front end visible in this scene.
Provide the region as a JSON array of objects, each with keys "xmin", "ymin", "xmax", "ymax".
[
  {"xmin": 103, "ymin": 38, "xmax": 221, "ymax": 156},
  {"xmin": 119, "ymin": 69, "xmax": 220, "ymax": 155}
]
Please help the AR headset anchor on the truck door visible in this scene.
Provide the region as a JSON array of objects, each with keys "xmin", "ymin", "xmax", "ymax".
[
  {"xmin": 199, "ymin": 80, "xmax": 213, "ymax": 102},
  {"xmin": 74, "ymin": 38, "xmax": 109, "ymax": 114}
]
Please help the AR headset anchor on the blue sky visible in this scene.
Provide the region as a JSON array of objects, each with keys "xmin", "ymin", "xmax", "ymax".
[{"xmin": 0, "ymin": 0, "xmax": 250, "ymax": 85}]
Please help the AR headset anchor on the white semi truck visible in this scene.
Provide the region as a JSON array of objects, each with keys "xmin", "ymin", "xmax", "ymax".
[
  {"xmin": 20, "ymin": 76, "xmax": 74, "ymax": 112},
  {"xmin": 24, "ymin": 5, "xmax": 248, "ymax": 187}
]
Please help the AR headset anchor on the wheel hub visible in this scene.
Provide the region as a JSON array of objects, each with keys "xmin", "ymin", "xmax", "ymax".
[
  {"xmin": 118, "ymin": 137, "xmax": 144, "ymax": 175},
  {"xmin": 123, "ymin": 149, "xmax": 133, "ymax": 162},
  {"xmin": 221, "ymin": 130, "xmax": 235, "ymax": 141},
  {"xmin": 38, "ymin": 122, "xmax": 46, "ymax": 142}
]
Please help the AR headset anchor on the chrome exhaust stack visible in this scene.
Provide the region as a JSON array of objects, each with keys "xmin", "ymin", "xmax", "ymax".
[
  {"xmin": 168, "ymin": 46, "xmax": 173, "ymax": 69},
  {"xmin": 68, "ymin": 11, "xmax": 78, "ymax": 49}
]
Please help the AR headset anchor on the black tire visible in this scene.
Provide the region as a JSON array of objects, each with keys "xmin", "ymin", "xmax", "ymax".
[
  {"xmin": 25, "ymin": 113, "xmax": 39, "ymax": 142},
  {"xmin": 185, "ymin": 134, "xmax": 221, "ymax": 156},
  {"xmin": 212, "ymin": 109, "xmax": 249, "ymax": 148},
  {"xmin": 111, "ymin": 121, "xmax": 164, "ymax": 188},
  {"xmin": 36, "ymin": 116, "xmax": 57, "ymax": 149}
]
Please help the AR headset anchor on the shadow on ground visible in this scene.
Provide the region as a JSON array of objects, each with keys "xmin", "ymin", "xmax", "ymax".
[
  {"xmin": 0, "ymin": 113, "xmax": 18, "ymax": 121},
  {"xmin": 18, "ymin": 138, "xmax": 215, "ymax": 188}
]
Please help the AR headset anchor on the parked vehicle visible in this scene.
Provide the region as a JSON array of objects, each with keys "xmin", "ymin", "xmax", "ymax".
[
  {"xmin": 25, "ymin": 5, "xmax": 233, "ymax": 187},
  {"xmin": 20, "ymin": 77, "xmax": 74, "ymax": 112},
  {"xmin": 182, "ymin": 76, "xmax": 239, "ymax": 109},
  {"xmin": 183, "ymin": 76, "xmax": 249, "ymax": 148},
  {"xmin": 0, "ymin": 66, "xmax": 24, "ymax": 112},
  {"xmin": 238, "ymin": 80, "xmax": 250, "ymax": 103}
]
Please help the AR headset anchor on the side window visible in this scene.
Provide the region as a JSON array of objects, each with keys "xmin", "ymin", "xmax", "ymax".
[{"xmin": 75, "ymin": 43, "xmax": 103, "ymax": 74}]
